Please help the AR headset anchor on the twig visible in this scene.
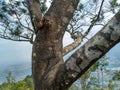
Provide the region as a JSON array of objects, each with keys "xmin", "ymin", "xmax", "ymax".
[{"xmin": 85, "ymin": 0, "xmax": 105, "ymax": 35}]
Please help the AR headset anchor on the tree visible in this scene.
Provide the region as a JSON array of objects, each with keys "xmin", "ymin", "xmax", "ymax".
[
  {"xmin": 112, "ymin": 70, "xmax": 120, "ymax": 80},
  {"xmin": 108, "ymin": 80, "xmax": 115, "ymax": 90},
  {"xmin": 0, "ymin": 75, "xmax": 34, "ymax": 90},
  {"xmin": 77, "ymin": 56, "xmax": 109, "ymax": 90},
  {"xmin": 0, "ymin": 0, "xmax": 120, "ymax": 90},
  {"xmin": 79, "ymin": 61, "xmax": 100, "ymax": 90}
]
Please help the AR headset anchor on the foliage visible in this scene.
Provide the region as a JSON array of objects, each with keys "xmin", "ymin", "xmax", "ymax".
[
  {"xmin": 69, "ymin": 84, "xmax": 78, "ymax": 90},
  {"xmin": 78, "ymin": 56, "xmax": 109, "ymax": 90},
  {"xmin": 109, "ymin": 0, "xmax": 120, "ymax": 13},
  {"xmin": 0, "ymin": 74, "xmax": 34, "ymax": 90},
  {"xmin": 112, "ymin": 70, "xmax": 120, "ymax": 80},
  {"xmin": 0, "ymin": 0, "xmax": 33, "ymax": 41},
  {"xmin": 0, "ymin": 73, "xmax": 77, "ymax": 90},
  {"xmin": 40, "ymin": 0, "xmax": 48, "ymax": 13},
  {"xmin": 1, "ymin": 63, "xmax": 120, "ymax": 90},
  {"xmin": 108, "ymin": 80, "xmax": 115, "ymax": 90}
]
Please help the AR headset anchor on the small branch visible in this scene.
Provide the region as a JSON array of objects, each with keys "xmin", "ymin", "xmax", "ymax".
[
  {"xmin": 85, "ymin": 0, "xmax": 105, "ymax": 35},
  {"xmin": 97, "ymin": 0, "xmax": 105, "ymax": 20},
  {"xmin": 95, "ymin": 24, "xmax": 105, "ymax": 26},
  {"xmin": 8, "ymin": 7, "xmax": 34, "ymax": 33},
  {"xmin": 27, "ymin": 0, "xmax": 42, "ymax": 33},
  {"xmin": 62, "ymin": 35, "xmax": 84, "ymax": 56},
  {"xmin": 0, "ymin": 34, "xmax": 30, "ymax": 42},
  {"xmin": 0, "ymin": 23, "xmax": 33, "ymax": 42},
  {"xmin": 29, "ymin": 33, "xmax": 34, "ymax": 44}
]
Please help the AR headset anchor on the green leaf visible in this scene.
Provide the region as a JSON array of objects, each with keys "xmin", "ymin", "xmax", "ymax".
[
  {"xmin": 79, "ymin": 4, "xmax": 84, "ymax": 11},
  {"xmin": 10, "ymin": 28, "xmax": 22, "ymax": 36},
  {"xmin": 93, "ymin": 0, "xmax": 97, "ymax": 3},
  {"xmin": 41, "ymin": 2, "xmax": 47, "ymax": 13},
  {"xmin": 109, "ymin": 0, "xmax": 119, "ymax": 7},
  {"xmin": 15, "ymin": 1, "xmax": 21, "ymax": 6},
  {"xmin": 20, "ymin": 8, "xmax": 27, "ymax": 13},
  {"xmin": 1, "ymin": 6, "xmax": 7, "ymax": 11},
  {"xmin": 0, "ymin": 13, "xmax": 3, "ymax": 19}
]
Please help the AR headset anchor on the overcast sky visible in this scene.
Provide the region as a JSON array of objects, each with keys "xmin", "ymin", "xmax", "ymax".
[{"xmin": 0, "ymin": 39, "xmax": 32, "ymax": 67}]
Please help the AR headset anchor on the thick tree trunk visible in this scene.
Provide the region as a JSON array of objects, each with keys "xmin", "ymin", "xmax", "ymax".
[
  {"xmin": 27, "ymin": 0, "xmax": 79, "ymax": 89},
  {"xmin": 32, "ymin": 25, "xmax": 64, "ymax": 90}
]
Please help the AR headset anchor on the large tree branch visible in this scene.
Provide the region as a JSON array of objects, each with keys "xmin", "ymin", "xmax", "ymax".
[
  {"xmin": 85, "ymin": 0, "xmax": 105, "ymax": 35},
  {"xmin": 56, "ymin": 10, "xmax": 120, "ymax": 88},
  {"xmin": 45, "ymin": 0, "xmax": 80, "ymax": 29},
  {"xmin": 27, "ymin": 0, "xmax": 42, "ymax": 33},
  {"xmin": 37, "ymin": 0, "xmax": 81, "ymax": 56}
]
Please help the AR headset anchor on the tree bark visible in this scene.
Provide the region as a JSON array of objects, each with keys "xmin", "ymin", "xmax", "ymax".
[
  {"xmin": 32, "ymin": 27, "xmax": 64, "ymax": 90},
  {"xmin": 55, "ymin": 10, "xmax": 120, "ymax": 88},
  {"xmin": 28, "ymin": 0, "xmax": 79, "ymax": 90},
  {"xmin": 27, "ymin": 0, "xmax": 120, "ymax": 90}
]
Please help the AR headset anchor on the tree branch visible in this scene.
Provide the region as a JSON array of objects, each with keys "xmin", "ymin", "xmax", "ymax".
[
  {"xmin": 45, "ymin": 0, "xmax": 80, "ymax": 29},
  {"xmin": 0, "ymin": 34, "xmax": 30, "ymax": 42},
  {"xmin": 14, "ymin": 13, "xmax": 34, "ymax": 33},
  {"xmin": 56, "ymin": 10, "xmax": 120, "ymax": 88},
  {"xmin": 62, "ymin": 36, "xmax": 81, "ymax": 56},
  {"xmin": 0, "ymin": 21, "xmax": 33, "ymax": 43},
  {"xmin": 62, "ymin": 35, "xmax": 84, "ymax": 56},
  {"xmin": 27, "ymin": 0, "xmax": 42, "ymax": 32},
  {"xmin": 85, "ymin": 0, "xmax": 105, "ymax": 35}
]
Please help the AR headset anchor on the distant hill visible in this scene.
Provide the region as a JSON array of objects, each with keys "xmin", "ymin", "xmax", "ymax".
[{"xmin": 0, "ymin": 62, "xmax": 31, "ymax": 84}]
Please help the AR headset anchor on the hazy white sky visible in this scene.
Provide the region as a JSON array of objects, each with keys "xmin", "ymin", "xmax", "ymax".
[{"xmin": 0, "ymin": 39, "xmax": 32, "ymax": 67}]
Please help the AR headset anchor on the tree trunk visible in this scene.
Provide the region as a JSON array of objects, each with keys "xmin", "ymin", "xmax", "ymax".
[
  {"xmin": 27, "ymin": 0, "xmax": 80, "ymax": 89},
  {"xmin": 32, "ymin": 25, "xmax": 65, "ymax": 90}
]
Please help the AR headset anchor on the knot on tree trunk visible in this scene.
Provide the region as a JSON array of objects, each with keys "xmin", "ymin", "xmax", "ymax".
[{"xmin": 37, "ymin": 17, "xmax": 52, "ymax": 30}]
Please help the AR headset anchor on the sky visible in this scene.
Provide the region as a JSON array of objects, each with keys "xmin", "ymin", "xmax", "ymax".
[{"xmin": 0, "ymin": 39, "xmax": 32, "ymax": 67}]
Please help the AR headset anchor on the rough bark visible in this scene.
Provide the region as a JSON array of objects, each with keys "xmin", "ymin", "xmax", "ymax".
[
  {"xmin": 28, "ymin": 0, "xmax": 80, "ymax": 90},
  {"xmin": 55, "ymin": 10, "xmax": 120, "ymax": 88}
]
